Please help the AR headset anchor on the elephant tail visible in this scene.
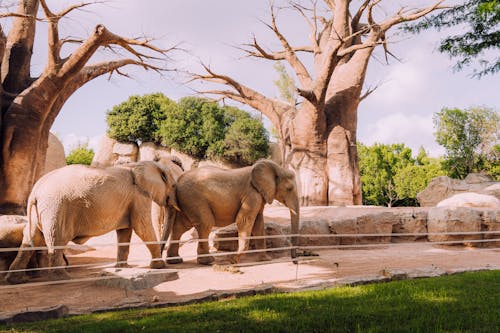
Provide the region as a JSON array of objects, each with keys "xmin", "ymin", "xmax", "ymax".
[{"xmin": 27, "ymin": 198, "xmax": 39, "ymax": 248}]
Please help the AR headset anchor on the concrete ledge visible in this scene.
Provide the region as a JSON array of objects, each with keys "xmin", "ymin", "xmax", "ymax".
[{"xmin": 94, "ymin": 268, "xmax": 179, "ymax": 290}]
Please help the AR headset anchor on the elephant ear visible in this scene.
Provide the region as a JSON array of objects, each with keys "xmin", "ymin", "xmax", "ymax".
[
  {"xmin": 131, "ymin": 161, "xmax": 172, "ymax": 206},
  {"xmin": 251, "ymin": 160, "xmax": 277, "ymax": 204}
]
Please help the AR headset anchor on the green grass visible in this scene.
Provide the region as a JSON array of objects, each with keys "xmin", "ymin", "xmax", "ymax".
[{"xmin": 2, "ymin": 270, "xmax": 499, "ymax": 333}]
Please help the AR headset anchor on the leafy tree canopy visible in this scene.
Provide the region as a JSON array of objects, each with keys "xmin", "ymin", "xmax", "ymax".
[
  {"xmin": 434, "ymin": 106, "xmax": 499, "ymax": 179},
  {"xmin": 406, "ymin": 0, "xmax": 500, "ymax": 77},
  {"xmin": 66, "ymin": 144, "xmax": 95, "ymax": 165},
  {"xmin": 108, "ymin": 95, "xmax": 269, "ymax": 166},
  {"xmin": 107, "ymin": 93, "xmax": 176, "ymax": 144},
  {"xmin": 358, "ymin": 143, "xmax": 445, "ymax": 207}
]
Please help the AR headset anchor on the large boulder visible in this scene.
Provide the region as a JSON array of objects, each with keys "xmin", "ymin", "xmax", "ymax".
[
  {"xmin": 390, "ymin": 209, "xmax": 428, "ymax": 242},
  {"xmin": 427, "ymin": 207, "xmax": 482, "ymax": 246},
  {"xmin": 138, "ymin": 142, "xmax": 171, "ymax": 162},
  {"xmin": 481, "ymin": 210, "xmax": 500, "ymax": 247},
  {"xmin": 417, "ymin": 173, "xmax": 498, "ymax": 206},
  {"xmin": 91, "ymin": 135, "xmax": 118, "ymax": 167},
  {"xmin": 42, "ymin": 133, "xmax": 66, "ymax": 175},
  {"xmin": 437, "ymin": 193, "xmax": 500, "ymax": 209},
  {"xmin": 0, "ymin": 215, "xmax": 27, "ymax": 273},
  {"xmin": 113, "ymin": 142, "xmax": 139, "ymax": 165}
]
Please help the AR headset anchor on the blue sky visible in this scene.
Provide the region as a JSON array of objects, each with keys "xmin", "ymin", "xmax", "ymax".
[{"xmin": 41, "ymin": 0, "xmax": 499, "ymax": 156}]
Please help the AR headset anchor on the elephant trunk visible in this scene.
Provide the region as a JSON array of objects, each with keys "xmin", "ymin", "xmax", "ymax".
[{"xmin": 286, "ymin": 198, "xmax": 300, "ymax": 262}]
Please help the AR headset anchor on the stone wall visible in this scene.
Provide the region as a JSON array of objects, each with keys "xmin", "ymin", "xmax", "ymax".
[{"xmin": 212, "ymin": 206, "xmax": 500, "ymax": 253}]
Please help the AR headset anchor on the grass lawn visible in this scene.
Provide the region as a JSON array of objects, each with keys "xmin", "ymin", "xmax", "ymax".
[{"xmin": 1, "ymin": 270, "xmax": 499, "ymax": 333}]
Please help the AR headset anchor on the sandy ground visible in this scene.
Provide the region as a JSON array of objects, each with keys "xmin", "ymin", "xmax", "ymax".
[{"xmin": 0, "ymin": 227, "xmax": 498, "ymax": 317}]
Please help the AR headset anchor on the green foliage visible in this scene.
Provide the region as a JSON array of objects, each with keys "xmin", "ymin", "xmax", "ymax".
[
  {"xmin": 106, "ymin": 95, "xmax": 269, "ymax": 166},
  {"xmin": 358, "ymin": 143, "xmax": 445, "ymax": 206},
  {"xmin": 405, "ymin": 0, "xmax": 500, "ymax": 77},
  {"xmin": 65, "ymin": 144, "xmax": 94, "ymax": 165},
  {"xmin": 394, "ymin": 162, "xmax": 446, "ymax": 201},
  {"xmin": 434, "ymin": 106, "xmax": 499, "ymax": 179},
  {"xmin": 358, "ymin": 143, "xmax": 414, "ymax": 206},
  {"xmin": 159, "ymin": 97, "xmax": 227, "ymax": 160},
  {"xmin": 157, "ymin": 97, "xmax": 269, "ymax": 165},
  {"xmin": 6, "ymin": 271, "xmax": 500, "ymax": 333},
  {"xmin": 221, "ymin": 107, "xmax": 270, "ymax": 165},
  {"xmin": 273, "ymin": 62, "xmax": 296, "ymax": 104},
  {"xmin": 106, "ymin": 93, "xmax": 176, "ymax": 143}
]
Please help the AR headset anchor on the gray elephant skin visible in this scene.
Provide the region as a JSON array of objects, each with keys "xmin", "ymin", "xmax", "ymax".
[
  {"xmin": 6, "ymin": 161, "xmax": 179, "ymax": 284},
  {"xmin": 162, "ymin": 159, "xmax": 300, "ymax": 265}
]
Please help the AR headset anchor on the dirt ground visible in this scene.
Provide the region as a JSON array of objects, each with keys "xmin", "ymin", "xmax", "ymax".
[{"xmin": 1, "ymin": 227, "xmax": 499, "ymax": 318}]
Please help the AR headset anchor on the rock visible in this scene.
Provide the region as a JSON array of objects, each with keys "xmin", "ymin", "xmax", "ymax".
[
  {"xmin": 391, "ymin": 209, "xmax": 428, "ymax": 242},
  {"xmin": 138, "ymin": 142, "xmax": 171, "ymax": 162},
  {"xmin": 427, "ymin": 207, "xmax": 482, "ymax": 246},
  {"xmin": 91, "ymin": 135, "xmax": 117, "ymax": 167},
  {"xmin": 213, "ymin": 222, "xmax": 290, "ymax": 258},
  {"xmin": 417, "ymin": 174, "xmax": 498, "ymax": 206},
  {"xmin": 169, "ymin": 149, "xmax": 198, "ymax": 170},
  {"xmin": 42, "ymin": 133, "xmax": 66, "ymax": 175},
  {"xmin": 481, "ymin": 210, "xmax": 500, "ymax": 248},
  {"xmin": 0, "ymin": 216, "xmax": 27, "ymax": 272},
  {"xmin": 328, "ymin": 212, "xmax": 396, "ymax": 245},
  {"xmin": 95, "ymin": 268, "xmax": 178, "ymax": 290},
  {"xmin": 113, "ymin": 142, "xmax": 139, "ymax": 165},
  {"xmin": 437, "ymin": 193, "xmax": 500, "ymax": 209},
  {"xmin": 269, "ymin": 142, "xmax": 283, "ymax": 166},
  {"xmin": 483, "ymin": 183, "xmax": 500, "ymax": 199}
]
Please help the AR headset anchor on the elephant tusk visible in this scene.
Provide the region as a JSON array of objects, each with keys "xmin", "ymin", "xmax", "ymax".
[{"xmin": 289, "ymin": 208, "xmax": 297, "ymax": 215}]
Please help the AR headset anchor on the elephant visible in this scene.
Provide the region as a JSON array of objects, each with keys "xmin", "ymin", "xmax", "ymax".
[
  {"xmin": 161, "ymin": 159, "xmax": 300, "ymax": 265},
  {"xmin": 6, "ymin": 160, "xmax": 179, "ymax": 284}
]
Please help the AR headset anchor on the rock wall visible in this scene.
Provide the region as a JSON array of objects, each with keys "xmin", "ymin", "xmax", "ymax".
[{"xmin": 212, "ymin": 206, "xmax": 499, "ymax": 253}]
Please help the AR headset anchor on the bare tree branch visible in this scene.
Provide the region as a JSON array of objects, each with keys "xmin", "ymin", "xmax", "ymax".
[
  {"xmin": 380, "ymin": 1, "xmax": 446, "ymax": 32},
  {"xmin": 193, "ymin": 63, "xmax": 290, "ymax": 126}
]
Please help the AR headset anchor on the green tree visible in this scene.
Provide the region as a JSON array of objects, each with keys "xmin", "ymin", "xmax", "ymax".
[
  {"xmin": 222, "ymin": 107, "xmax": 270, "ymax": 165},
  {"xmin": 107, "ymin": 93, "xmax": 176, "ymax": 143},
  {"xmin": 358, "ymin": 143, "xmax": 414, "ymax": 207},
  {"xmin": 159, "ymin": 97, "xmax": 269, "ymax": 165},
  {"xmin": 394, "ymin": 159, "xmax": 446, "ymax": 205},
  {"xmin": 406, "ymin": 0, "xmax": 500, "ymax": 77},
  {"xmin": 159, "ymin": 97, "xmax": 227, "ymax": 160},
  {"xmin": 66, "ymin": 144, "xmax": 95, "ymax": 165},
  {"xmin": 434, "ymin": 107, "xmax": 499, "ymax": 179}
]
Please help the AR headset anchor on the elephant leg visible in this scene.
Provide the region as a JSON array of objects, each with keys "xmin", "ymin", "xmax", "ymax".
[
  {"xmin": 5, "ymin": 229, "xmax": 44, "ymax": 284},
  {"xmin": 252, "ymin": 212, "xmax": 271, "ymax": 262},
  {"xmin": 116, "ymin": 228, "xmax": 133, "ymax": 268},
  {"xmin": 48, "ymin": 249, "xmax": 70, "ymax": 281},
  {"xmin": 166, "ymin": 215, "xmax": 190, "ymax": 265},
  {"xmin": 132, "ymin": 223, "xmax": 166, "ymax": 269},
  {"xmin": 195, "ymin": 223, "xmax": 214, "ymax": 265},
  {"xmin": 232, "ymin": 209, "xmax": 259, "ymax": 264}
]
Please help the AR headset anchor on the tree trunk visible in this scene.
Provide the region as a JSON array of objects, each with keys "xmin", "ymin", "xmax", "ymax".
[{"xmin": 0, "ymin": 105, "xmax": 48, "ymax": 214}]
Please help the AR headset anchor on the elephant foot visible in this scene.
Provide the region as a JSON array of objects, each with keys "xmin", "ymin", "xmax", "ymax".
[
  {"xmin": 5, "ymin": 272, "xmax": 29, "ymax": 284},
  {"xmin": 258, "ymin": 253, "xmax": 272, "ymax": 262},
  {"xmin": 150, "ymin": 259, "xmax": 167, "ymax": 269},
  {"xmin": 115, "ymin": 262, "xmax": 132, "ymax": 269},
  {"xmin": 197, "ymin": 255, "xmax": 215, "ymax": 265},
  {"xmin": 166, "ymin": 257, "xmax": 183, "ymax": 265},
  {"xmin": 50, "ymin": 268, "xmax": 71, "ymax": 281}
]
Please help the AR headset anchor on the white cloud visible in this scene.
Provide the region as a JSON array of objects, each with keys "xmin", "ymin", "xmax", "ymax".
[
  {"xmin": 359, "ymin": 113, "xmax": 445, "ymax": 157},
  {"xmin": 57, "ymin": 133, "xmax": 103, "ymax": 155}
]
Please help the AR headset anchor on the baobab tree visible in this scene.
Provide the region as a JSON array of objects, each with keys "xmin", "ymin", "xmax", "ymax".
[
  {"xmin": 0, "ymin": 1, "xmax": 171, "ymax": 214},
  {"xmin": 195, "ymin": 0, "xmax": 444, "ymax": 206}
]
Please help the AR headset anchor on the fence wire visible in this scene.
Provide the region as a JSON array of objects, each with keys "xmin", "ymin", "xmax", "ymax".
[{"xmin": 0, "ymin": 229, "xmax": 499, "ymax": 290}]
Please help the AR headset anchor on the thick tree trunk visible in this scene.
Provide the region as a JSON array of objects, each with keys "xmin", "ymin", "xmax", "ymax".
[{"xmin": 0, "ymin": 102, "xmax": 49, "ymax": 214}]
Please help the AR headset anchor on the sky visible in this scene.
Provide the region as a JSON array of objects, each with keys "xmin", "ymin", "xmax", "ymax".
[{"xmin": 33, "ymin": 0, "xmax": 499, "ymax": 157}]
